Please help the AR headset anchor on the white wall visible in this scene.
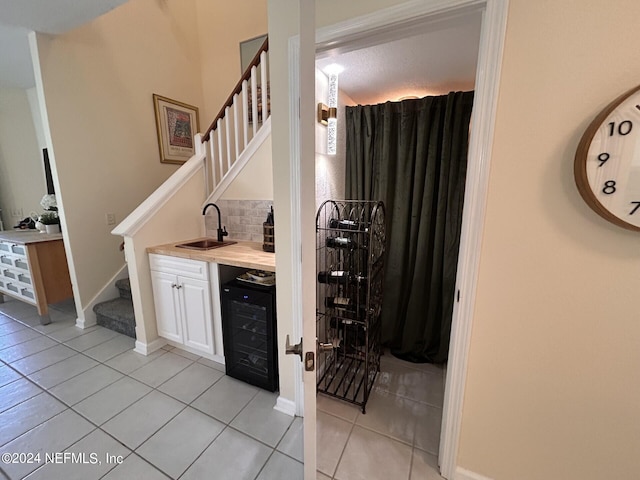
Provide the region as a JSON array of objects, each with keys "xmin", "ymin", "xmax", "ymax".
[
  {"xmin": 0, "ymin": 87, "xmax": 47, "ymax": 228},
  {"xmin": 33, "ymin": 0, "xmax": 205, "ymax": 321}
]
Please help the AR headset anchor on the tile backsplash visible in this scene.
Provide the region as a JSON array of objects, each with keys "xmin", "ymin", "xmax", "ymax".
[{"xmin": 204, "ymin": 199, "xmax": 273, "ymax": 243}]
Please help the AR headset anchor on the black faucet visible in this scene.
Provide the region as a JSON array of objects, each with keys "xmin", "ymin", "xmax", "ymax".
[{"xmin": 202, "ymin": 203, "xmax": 228, "ymax": 242}]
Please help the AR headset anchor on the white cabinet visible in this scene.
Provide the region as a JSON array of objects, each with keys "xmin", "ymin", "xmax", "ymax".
[
  {"xmin": 149, "ymin": 254, "xmax": 216, "ymax": 357},
  {"xmin": 0, "ymin": 241, "xmax": 36, "ymax": 305}
]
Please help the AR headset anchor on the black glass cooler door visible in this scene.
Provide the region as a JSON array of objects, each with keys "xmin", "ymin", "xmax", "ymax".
[{"xmin": 221, "ymin": 283, "xmax": 278, "ymax": 391}]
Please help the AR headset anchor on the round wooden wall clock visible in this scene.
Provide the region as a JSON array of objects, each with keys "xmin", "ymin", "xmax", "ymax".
[{"xmin": 575, "ymin": 84, "xmax": 640, "ymax": 232}]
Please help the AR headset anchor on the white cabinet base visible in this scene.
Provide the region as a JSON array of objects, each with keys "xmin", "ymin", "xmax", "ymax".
[{"xmin": 150, "ymin": 254, "xmax": 219, "ymax": 358}]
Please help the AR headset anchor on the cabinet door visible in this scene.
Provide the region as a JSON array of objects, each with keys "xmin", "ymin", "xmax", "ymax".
[
  {"xmin": 151, "ymin": 270, "xmax": 182, "ymax": 343},
  {"xmin": 179, "ymin": 276, "xmax": 214, "ymax": 356}
]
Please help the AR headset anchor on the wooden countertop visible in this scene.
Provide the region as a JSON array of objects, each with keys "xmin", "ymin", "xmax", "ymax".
[
  {"xmin": 147, "ymin": 238, "xmax": 275, "ymax": 272},
  {"xmin": 0, "ymin": 230, "xmax": 63, "ymax": 245}
]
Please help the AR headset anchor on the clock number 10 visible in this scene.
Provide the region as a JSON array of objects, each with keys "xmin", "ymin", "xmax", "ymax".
[{"xmin": 608, "ymin": 120, "xmax": 633, "ymax": 136}]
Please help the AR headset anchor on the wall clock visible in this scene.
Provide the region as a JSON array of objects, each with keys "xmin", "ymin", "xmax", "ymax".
[{"xmin": 575, "ymin": 84, "xmax": 640, "ymax": 232}]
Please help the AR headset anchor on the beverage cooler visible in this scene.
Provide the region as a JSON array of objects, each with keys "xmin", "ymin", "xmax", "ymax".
[{"xmin": 221, "ymin": 279, "xmax": 278, "ymax": 392}]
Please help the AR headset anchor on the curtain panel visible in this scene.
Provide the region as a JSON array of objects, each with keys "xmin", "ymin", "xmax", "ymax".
[{"xmin": 345, "ymin": 91, "xmax": 474, "ymax": 363}]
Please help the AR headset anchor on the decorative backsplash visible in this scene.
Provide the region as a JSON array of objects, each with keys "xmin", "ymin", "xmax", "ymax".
[{"xmin": 204, "ymin": 199, "xmax": 273, "ymax": 243}]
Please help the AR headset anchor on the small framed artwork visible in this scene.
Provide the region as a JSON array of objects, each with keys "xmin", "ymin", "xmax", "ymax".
[{"xmin": 153, "ymin": 94, "xmax": 200, "ymax": 164}]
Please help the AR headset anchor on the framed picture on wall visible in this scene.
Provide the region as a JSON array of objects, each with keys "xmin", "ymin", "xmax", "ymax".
[
  {"xmin": 240, "ymin": 34, "xmax": 267, "ymax": 73},
  {"xmin": 153, "ymin": 94, "xmax": 200, "ymax": 165}
]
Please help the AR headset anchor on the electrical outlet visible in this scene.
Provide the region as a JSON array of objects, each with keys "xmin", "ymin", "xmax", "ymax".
[{"xmin": 106, "ymin": 213, "xmax": 116, "ymax": 226}]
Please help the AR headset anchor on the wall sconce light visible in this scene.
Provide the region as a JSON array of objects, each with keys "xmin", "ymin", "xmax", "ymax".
[
  {"xmin": 317, "ymin": 104, "xmax": 337, "ymax": 125},
  {"xmin": 318, "ymin": 65, "xmax": 342, "ymax": 155}
]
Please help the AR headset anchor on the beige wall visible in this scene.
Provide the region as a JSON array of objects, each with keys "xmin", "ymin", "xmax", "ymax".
[
  {"xmin": 220, "ymin": 134, "xmax": 273, "ymax": 200},
  {"xmin": 34, "ymin": 0, "xmax": 204, "ymax": 317},
  {"xmin": 195, "ymin": 0, "xmax": 268, "ymax": 123},
  {"xmin": 269, "ymin": 0, "xmax": 640, "ymax": 478},
  {"xmin": 128, "ymin": 168, "xmax": 205, "ymax": 348},
  {"xmin": 0, "ymin": 87, "xmax": 47, "ymax": 228},
  {"xmin": 458, "ymin": 1, "xmax": 640, "ymax": 478}
]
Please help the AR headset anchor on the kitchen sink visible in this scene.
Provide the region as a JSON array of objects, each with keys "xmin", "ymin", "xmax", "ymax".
[{"xmin": 175, "ymin": 239, "xmax": 237, "ymax": 250}]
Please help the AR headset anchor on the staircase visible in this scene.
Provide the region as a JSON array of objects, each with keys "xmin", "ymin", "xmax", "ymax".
[
  {"xmin": 111, "ymin": 38, "xmax": 270, "ymax": 348},
  {"xmin": 93, "ymin": 278, "xmax": 136, "ymax": 338}
]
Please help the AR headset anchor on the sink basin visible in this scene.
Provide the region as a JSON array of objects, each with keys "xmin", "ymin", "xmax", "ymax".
[{"xmin": 175, "ymin": 239, "xmax": 237, "ymax": 250}]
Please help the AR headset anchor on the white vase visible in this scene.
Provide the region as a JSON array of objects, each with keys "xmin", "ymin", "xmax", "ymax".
[
  {"xmin": 35, "ymin": 221, "xmax": 46, "ymax": 233},
  {"xmin": 45, "ymin": 224, "xmax": 60, "ymax": 234}
]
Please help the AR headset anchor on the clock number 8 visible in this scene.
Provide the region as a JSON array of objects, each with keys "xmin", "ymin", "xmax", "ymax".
[
  {"xmin": 597, "ymin": 153, "xmax": 609, "ymax": 167},
  {"xmin": 603, "ymin": 180, "xmax": 616, "ymax": 195}
]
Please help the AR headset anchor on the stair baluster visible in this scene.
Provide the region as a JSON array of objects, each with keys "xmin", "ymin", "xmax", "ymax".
[{"xmin": 201, "ymin": 37, "xmax": 269, "ymax": 197}]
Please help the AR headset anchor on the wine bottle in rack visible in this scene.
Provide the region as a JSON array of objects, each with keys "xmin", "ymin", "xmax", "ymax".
[
  {"xmin": 330, "ymin": 316, "xmax": 355, "ymax": 327},
  {"xmin": 328, "ymin": 218, "xmax": 367, "ymax": 231},
  {"xmin": 324, "ymin": 296, "xmax": 353, "ymax": 309},
  {"xmin": 325, "ymin": 236, "xmax": 358, "ymax": 249},
  {"xmin": 317, "ymin": 271, "xmax": 367, "ymax": 285},
  {"xmin": 324, "ymin": 296, "xmax": 367, "ymax": 319}
]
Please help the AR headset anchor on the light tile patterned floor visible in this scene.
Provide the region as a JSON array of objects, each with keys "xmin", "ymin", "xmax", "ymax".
[
  {"xmin": 0, "ymin": 298, "xmax": 300, "ymax": 480},
  {"xmin": 0, "ymin": 297, "xmax": 445, "ymax": 480},
  {"xmin": 315, "ymin": 352, "xmax": 446, "ymax": 480}
]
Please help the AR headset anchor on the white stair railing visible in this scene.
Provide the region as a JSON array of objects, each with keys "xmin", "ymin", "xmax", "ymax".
[{"xmin": 201, "ymin": 37, "xmax": 269, "ymax": 196}]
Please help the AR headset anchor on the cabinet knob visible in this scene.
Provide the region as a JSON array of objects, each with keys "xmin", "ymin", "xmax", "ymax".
[
  {"xmin": 171, "ymin": 283, "xmax": 177, "ymax": 289},
  {"xmin": 176, "ymin": 284, "xmax": 182, "ymax": 289}
]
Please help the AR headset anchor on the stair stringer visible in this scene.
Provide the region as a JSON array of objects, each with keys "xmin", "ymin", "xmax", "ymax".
[
  {"xmin": 78, "ymin": 263, "xmax": 129, "ymax": 329},
  {"xmin": 204, "ymin": 117, "xmax": 271, "ymax": 204}
]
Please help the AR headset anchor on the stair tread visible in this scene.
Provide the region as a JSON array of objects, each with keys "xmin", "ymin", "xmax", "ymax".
[
  {"xmin": 115, "ymin": 278, "xmax": 131, "ymax": 291},
  {"xmin": 93, "ymin": 297, "xmax": 134, "ymax": 320}
]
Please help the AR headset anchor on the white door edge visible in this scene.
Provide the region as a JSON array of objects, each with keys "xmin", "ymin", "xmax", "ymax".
[
  {"xmin": 288, "ymin": 1, "xmax": 509, "ymax": 479},
  {"xmin": 438, "ymin": 1, "xmax": 508, "ymax": 477},
  {"xmin": 288, "ymin": 33, "xmax": 305, "ymax": 419}
]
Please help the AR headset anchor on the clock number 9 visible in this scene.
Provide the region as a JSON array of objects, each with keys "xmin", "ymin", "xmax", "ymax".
[
  {"xmin": 602, "ymin": 180, "xmax": 616, "ymax": 195},
  {"xmin": 597, "ymin": 153, "xmax": 610, "ymax": 167},
  {"xmin": 608, "ymin": 120, "xmax": 633, "ymax": 136}
]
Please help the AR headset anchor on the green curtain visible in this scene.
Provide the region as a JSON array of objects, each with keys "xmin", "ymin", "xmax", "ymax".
[{"xmin": 345, "ymin": 91, "xmax": 474, "ymax": 363}]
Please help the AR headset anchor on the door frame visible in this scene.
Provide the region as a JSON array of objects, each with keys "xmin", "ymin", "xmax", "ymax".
[{"xmin": 288, "ymin": 0, "xmax": 508, "ymax": 478}]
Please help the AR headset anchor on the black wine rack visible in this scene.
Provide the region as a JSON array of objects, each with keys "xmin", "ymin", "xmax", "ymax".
[{"xmin": 315, "ymin": 200, "xmax": 385, "ymax": 413}]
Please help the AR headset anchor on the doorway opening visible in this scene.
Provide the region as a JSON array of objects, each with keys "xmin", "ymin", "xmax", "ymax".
[{"xmin": 313, "ymin": 8, "xmax": 481, "ymax": 480}]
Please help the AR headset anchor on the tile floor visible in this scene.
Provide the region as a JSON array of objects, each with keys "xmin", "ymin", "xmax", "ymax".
[
  {"xmin": 316, "ymin": 352, "xmax": 446, "ymax": 480},
  {"xmin": 0, "ymin": 298, "xmax": 301, "ymax": 480},
  {"xmin": 0, "ymin": 296, "xmax": 446, "ymax": 480}
]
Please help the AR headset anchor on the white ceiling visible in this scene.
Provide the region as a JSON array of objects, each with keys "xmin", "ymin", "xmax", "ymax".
[
  {"xmin": 0, "ymin": 2, "xmax": 482, "ymax": 101},
  {"xmin": 0, "ymin": 0, "xmax": 130, "ymax": 88},
  {"xmin": 316, "ymin": 10, "xmax": 483, "ymax": 106}
]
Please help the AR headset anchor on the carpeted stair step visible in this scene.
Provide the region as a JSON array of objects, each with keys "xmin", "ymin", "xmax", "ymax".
[
  {"xmin": 115, "ymin": 278, "xmax": 132, "ymax": 300},
  {"xmin": 94, "ymin": 297, "xmax": 136, "ymax": 338}
]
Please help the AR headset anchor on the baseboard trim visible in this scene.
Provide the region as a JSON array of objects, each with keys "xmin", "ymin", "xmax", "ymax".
[
  {"xmin": 274, "ymin": 395, "xmax": 296, "ymax": 417},
  {"xmin": 75, "ymin": 316, "xmax": 95, "ymax": 329},
  {"xmin": 456, "ymin": 467, "xmax": 494, "ymax": 480},
  {"xmin": 134, "ymin": 337, "xmax": 166, "ymax": 355}
]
